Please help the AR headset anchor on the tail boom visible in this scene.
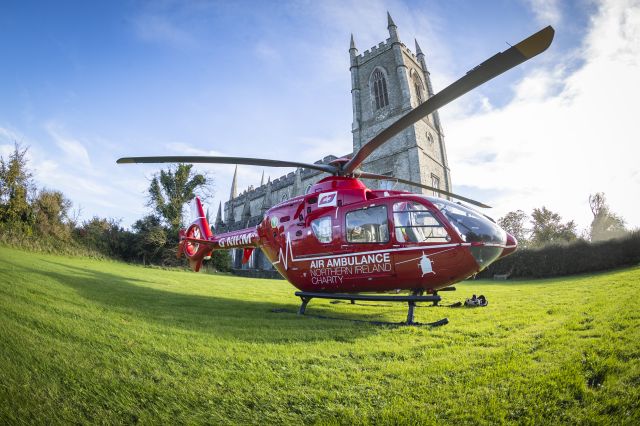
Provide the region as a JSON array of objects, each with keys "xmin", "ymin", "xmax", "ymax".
[{"xmin": 178, "ymin": 198, "xmax": 259, "ymax": 271}]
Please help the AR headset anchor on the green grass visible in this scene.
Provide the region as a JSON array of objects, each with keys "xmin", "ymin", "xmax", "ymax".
[{"xmin": 1, "ymin": 246, "xmax": 639, "ymax": 425}]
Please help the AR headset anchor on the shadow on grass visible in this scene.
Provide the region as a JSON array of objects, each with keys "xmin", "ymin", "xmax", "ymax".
[{"xmin": 12, "ymin": 260, "xmax": 382, "ymax": 343}]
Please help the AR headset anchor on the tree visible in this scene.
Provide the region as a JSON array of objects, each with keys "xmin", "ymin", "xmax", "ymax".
[
  {"xmin": 498, "ymin": 210, "xmax": 529, "ymax": 246},
  {"xmin": 530, "ymin": 206, "xmax": 577, "ymax": 247},
  {"xmin": 589, "ymin": 192, "xmax": 627, "ymax": 242},
  {"xmin": 132, "ymin": 215, "xmax": 167, "ymax": 265},
  {"xmin": 0, "ymin": 143, "xmax": 35, "ymax": 224},
  {"xmin": 32, "ymin": 189, "xmax": 72, "ymax": 240},
  {"xmin": 147, "ymin": 164, "xmax": 212, "ymax": 235}
]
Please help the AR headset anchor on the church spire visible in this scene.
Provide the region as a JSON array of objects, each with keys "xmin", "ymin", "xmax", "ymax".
[
  {"xmin": 215, "ymin": 201, "xmax": 222, "ymax": 227},
  {"xmin": 415, "ymin": 38, "xmax": 436, "ymax": 100},
  {"xmin": 414, "ymin": 38, "xmax": 423, "ymax": 56},
  {"xmin": 230, "ymin": 165, "xmax": 238, "ymax": 200},
  {"xmin": 387, "ymin": 12, "xmax": 399, "ymax": 41},
  {"xmin": 387, "ymin": 11, "xmax": 396, "ymax": 28},
  {"xmin": 349, "ymin": 33, "xmax": 358, "ymax": 68},
  {"xmin": 260, "ymin": 170, "xmax": 265, "ymax": 186}
]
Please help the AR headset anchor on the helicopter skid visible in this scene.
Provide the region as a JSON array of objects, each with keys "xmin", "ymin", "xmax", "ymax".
[{"xmin": 294, "ymin": 291, "xmax": 445, "ymax": 325}]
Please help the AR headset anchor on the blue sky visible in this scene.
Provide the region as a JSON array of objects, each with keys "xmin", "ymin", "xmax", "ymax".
[{"xmin": 1, "ymin": 0, "xmax": 638, "ymax": 232}]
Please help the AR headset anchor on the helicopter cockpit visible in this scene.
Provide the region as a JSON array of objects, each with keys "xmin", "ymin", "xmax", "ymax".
[
  {"xmin": 425, "ymin": 197, "xmax": 506, "ymax": 245},
  {"xmin": 426, "ymin": 197, "xmax": 508, "ymax": 269}
]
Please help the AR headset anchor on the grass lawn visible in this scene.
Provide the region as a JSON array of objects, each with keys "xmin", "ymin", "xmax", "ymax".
[{"xmin": 1, "ymin": 245, "xmax": 639, "ymax": 424}]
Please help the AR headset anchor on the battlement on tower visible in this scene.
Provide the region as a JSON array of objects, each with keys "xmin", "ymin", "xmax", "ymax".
[
  {"xmin": 357, "ymin": 38, "xmax": 391, "ymax": 63},
  {"xmin": 356, "ymin": 39, "xmax": 420, "ymax": 67}
]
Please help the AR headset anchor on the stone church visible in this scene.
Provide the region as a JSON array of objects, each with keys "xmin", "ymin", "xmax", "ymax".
[{"xmin": 215, "ymin": 13, "xmax": 452, "ymax": 273}]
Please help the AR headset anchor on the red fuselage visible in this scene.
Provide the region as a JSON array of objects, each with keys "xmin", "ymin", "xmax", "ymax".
[{"xmin": 188, "ymin": 176, "xmax": 516, "ymax": 294}]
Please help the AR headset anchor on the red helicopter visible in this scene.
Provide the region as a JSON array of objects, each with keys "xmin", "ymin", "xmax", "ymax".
[{"xmin": 118, "ymin": 26, "xmax": 554, "ymax": 324}]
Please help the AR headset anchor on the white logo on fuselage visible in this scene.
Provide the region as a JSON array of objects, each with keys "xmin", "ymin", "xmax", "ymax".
[
  {"xmin": 219, "ymin": 232, "xmax": 257, "ymax": 248},
  {"xmin": 419, "ymin": 252, "xmax": 435, "ymax": 276},
  {"xmin": 318, "ymin": 191, "xmax": 338, "ymax": 208}
]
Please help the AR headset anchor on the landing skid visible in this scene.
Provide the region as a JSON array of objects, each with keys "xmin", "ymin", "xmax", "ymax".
[{"xmin": 295, "ymin": 288, "xmax": 456, "ymax": 325}]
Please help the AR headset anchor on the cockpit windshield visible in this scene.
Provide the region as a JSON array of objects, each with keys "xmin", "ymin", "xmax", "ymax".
[{"xmin": 426, "ymin": 197, "xmax": 506, "ymax": 245}]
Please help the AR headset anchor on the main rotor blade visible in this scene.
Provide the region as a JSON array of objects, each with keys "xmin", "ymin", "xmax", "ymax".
[
  {"xmin": 117, "ymin": 156, "xmax": 339, "ymax": 174},
  {"xmin": 357, "ymin": 171, "xmax": 491, "ymax": 208},
  {"xmin": 343, "ymin": 26, "xmax": 554, "ymax": 175}
]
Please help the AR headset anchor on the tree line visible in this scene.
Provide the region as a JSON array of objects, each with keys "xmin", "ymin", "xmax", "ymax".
[
  {"xmin": 0, "ymin": 143, "xmax": 229, "ymax": 271},
  {"xmin": 482, "ymin": 192, "xmax": 639, "ymax": 278},
  {"xmin": 497, "ymin": 193, "xmax": 630, "ymax": 248},
  {"xmin": 1, "ymin": 143, "xmax": 636, "ymax": 276}
]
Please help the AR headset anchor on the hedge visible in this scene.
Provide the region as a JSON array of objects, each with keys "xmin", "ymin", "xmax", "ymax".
[{"xmin": 479, "ymin": 231, "xmax": 640, "ymax": 279}]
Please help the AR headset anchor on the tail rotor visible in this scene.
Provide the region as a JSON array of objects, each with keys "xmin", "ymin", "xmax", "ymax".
[{"xmin": 178, "ymin": 197, "xmax": 213, "ymax": 271}]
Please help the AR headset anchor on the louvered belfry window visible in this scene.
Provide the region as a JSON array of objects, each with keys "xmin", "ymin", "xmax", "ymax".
[
  {"xmin": 372, "ymin": 70, "xmax": 389, "ymax": 110},
  {"xmin": 414, "ymin": 75, "xmax": 424, "ymax": 104}
]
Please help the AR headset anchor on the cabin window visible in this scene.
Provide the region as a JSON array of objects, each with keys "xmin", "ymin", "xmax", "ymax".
[
  {"xmin": 311, "ymin": 216, "xmax": 332, "ymax": 243},
  {"xmin": 346, "ymin": 205, "xmax": 389, "ymax": 243},
  {"xmin": 393, "ymin": 201, "xmax": 449, "ymax": 243}
]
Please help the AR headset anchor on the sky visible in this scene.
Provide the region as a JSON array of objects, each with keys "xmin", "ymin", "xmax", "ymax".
[{"xmin": 1, "ymin": 0, "xmax": 638, "ymax": 234}]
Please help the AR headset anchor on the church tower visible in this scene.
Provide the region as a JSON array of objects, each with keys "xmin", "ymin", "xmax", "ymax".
[{"xmin": 350, "ymin": 13, "xmax": 451, "ymax": 194}]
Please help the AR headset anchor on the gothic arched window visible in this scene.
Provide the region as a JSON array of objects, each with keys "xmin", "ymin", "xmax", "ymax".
[
  {"xmin": 413, "ymin": 74, "xmax": 424, "ymax": 105},
  {"xmin": 372, "ymin": 69, "xmax": 389, "ymax": 110}
]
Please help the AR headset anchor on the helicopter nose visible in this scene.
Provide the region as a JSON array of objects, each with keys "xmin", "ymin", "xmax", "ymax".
[{"xmin": 499, "ymin": 233, "xmax": 518, "ymax": 258}]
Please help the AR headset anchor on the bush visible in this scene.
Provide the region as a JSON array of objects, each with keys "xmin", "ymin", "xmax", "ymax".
[
  {"xmin": 479, "ymin": 231, "xmax": 640, "ymax": 279},
  {"xmin": 75, "ymin": 217, "xmax": 136, "ymax": 260}
]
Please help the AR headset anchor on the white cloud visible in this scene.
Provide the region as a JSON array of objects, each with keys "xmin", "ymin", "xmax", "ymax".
[
  {"xmin": 0, "ymin": 126, "xmax": 35, "ymax": 163},
  {"xmin": 298, "ymin": 135, "xmax": 353, "ymax": 162},
  {"xmin": 443, "ymin": 0, "xmax": 640, "ymax": 229},
  {"xmin": 45, "ymin": 121, "xmax": 91, "ymax": 168},
  {"xmin": 524, "ymin": 0, "xmax": 562, "ymax": 26},
  {"xmin": 0, "ymin": 122, "xmax": 150, "ymax": 225},
  {"xmin": 0, "ymin": 126, "xmax": 25, "ymax": 144},
  {"xmin": 0, "ymin": 144, "xmax": 13, "ymax": 158}
]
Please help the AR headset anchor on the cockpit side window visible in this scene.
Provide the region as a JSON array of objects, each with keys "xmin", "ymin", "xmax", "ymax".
[
  {"xmin": 311, "ymin": 216, "xmax": 332, "ymax": 243},
  {"xmin": 346, "ymin": 205, "xmax": 389, "ymax": 243},
  {"xmin": 393, "ymin": 201, "xmax": 450, "ymax": 243}
]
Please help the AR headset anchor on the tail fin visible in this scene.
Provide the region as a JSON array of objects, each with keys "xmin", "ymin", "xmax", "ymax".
[{"xmin": 178, "ymin": 197, "xmax": 214, "ymax": 272}]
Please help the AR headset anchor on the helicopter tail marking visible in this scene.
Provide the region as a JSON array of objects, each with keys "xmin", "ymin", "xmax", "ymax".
[{"xmin": 273, "ymin": 232, "xmax": 294, "ymax": 271}]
